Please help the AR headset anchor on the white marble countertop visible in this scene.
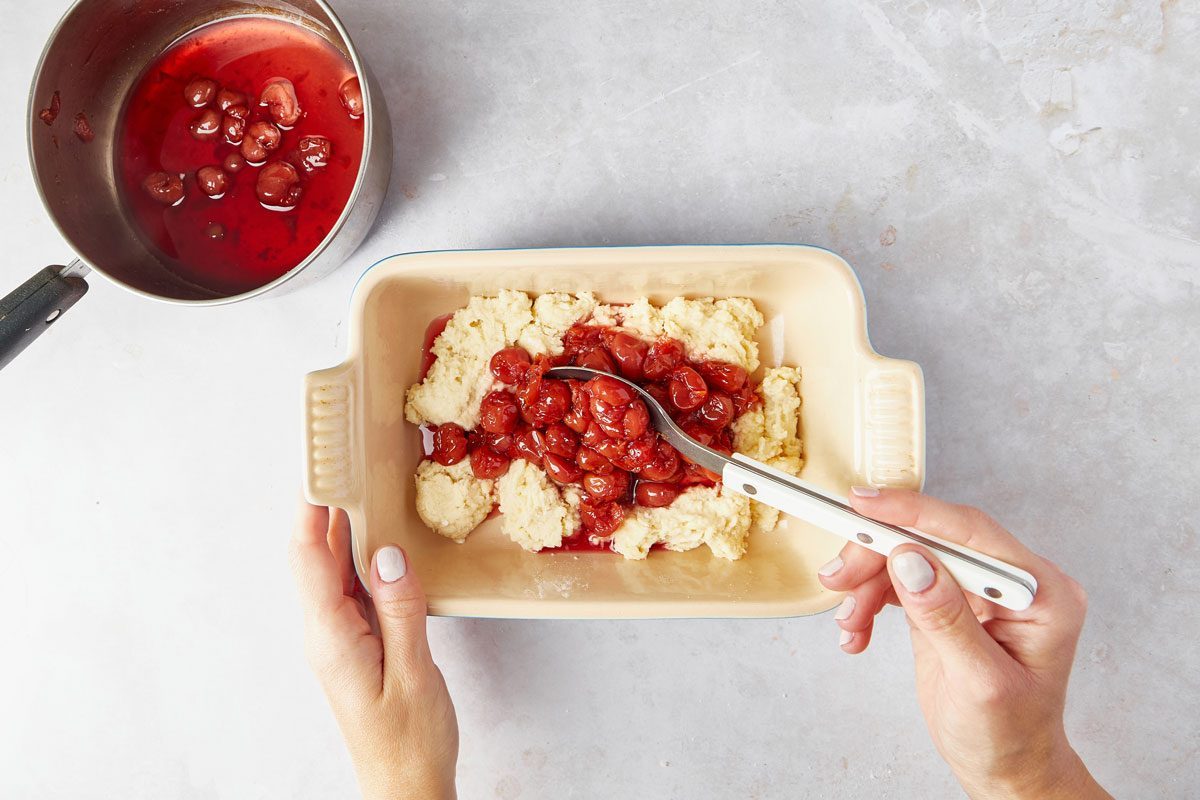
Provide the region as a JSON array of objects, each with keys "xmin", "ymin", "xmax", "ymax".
[{"xmin": 2, "ymin": 1, "xmax": 1197, "ymax": 797}]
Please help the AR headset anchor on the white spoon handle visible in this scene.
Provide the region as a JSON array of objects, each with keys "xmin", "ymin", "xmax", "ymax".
[{"xmin": 723, "ymin": 454, "xmax": 1037, "ymax": 611}]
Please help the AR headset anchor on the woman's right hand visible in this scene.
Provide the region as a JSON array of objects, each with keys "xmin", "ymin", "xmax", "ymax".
[
  {"xmin": 290, "ymin": 503, "xmax": 459, "ymax": 800},
  {"xmin": 819, "ymin": 488, "xmax": 1111, "ymax": 800}
]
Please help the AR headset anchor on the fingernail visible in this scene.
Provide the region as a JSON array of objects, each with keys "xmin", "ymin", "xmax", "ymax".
[
  {"xmin": 893, "ymin": 551, "xmax": 935, "ymax": 593},
  {"xmin": 376, "ymin": 546, "xmax": 407, "ymax": 583},
  {"xmin": 851, "ymin": 485, "xmax": 879, "ymax": 497},
  {"xmin": 834, "ymin": 594, "xmax": 856, "ymax": 621},
  {"xmin": 839, "ymin": 629, "xmax": 854, "ymax": 648},
  {"xmin": 818, "ymin": 556, "xmax": 844, "ymax": 577}
]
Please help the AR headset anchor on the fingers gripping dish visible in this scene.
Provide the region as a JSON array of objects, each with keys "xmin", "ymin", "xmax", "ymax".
[{"xmin": 404, "ymin": 290, "xmax": 803, "ymax": 560}]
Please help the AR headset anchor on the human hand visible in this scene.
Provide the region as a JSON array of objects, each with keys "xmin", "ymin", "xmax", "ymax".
[
  {"xmin": 290, "ymin": 503, "xmax": 458, "ymax": 799},
  {"xmin": 818, "ymin": 488, "xmax": 1110, "ymax": 800}
]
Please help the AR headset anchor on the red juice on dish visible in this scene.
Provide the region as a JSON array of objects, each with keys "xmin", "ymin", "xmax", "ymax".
[{"xmin": 117, "ymin": 16, "xmax": 365, "ymax": 296}]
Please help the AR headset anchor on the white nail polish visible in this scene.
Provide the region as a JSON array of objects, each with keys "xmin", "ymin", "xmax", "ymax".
[
  {"xmin": 850, "ymin": 485, "xmax": 880, "ymax": 497},
  {"xmin": 893, "ymin": 551, "xmax": 934, "ymax": 593},
  {"xmin": 818, "ymin": 556, "xmax": 844, "ymax": 577},
  {"xmin": 834, "ymin": 594, "xmax": 856, "ymax": 621},
  {"xmin": 839, "ymin": 629, "xmax": 854, "ymax": 648},
  {"xmin": 377, "ymin": 546, "xmax": 407, "ymax": 583}
]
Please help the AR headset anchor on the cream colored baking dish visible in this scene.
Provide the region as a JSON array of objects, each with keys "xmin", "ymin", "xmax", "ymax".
[{"xmin": 303, "ymin": 245, "xmax": 924, "ymax": 618}]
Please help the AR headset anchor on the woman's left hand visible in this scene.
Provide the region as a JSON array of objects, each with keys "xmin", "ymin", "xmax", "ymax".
[{"xmin": 290, "ymin": 503, "xmax": 459, "ymax": 800}]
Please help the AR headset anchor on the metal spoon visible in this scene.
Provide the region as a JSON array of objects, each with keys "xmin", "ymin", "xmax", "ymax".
[{"xmin": 547, "ymin": 366, "xmax": 1037, "ymax": 611}]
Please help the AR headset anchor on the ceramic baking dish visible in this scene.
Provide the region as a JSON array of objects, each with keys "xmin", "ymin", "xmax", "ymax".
[{"xmin": 303, "ymin": 245, "xmax": 924, "ymax": 618}]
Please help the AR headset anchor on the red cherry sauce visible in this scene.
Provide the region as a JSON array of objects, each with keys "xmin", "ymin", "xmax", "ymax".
[{"xmin": 117, "ymin": 17, "xmax": 364, "ymax": 296}]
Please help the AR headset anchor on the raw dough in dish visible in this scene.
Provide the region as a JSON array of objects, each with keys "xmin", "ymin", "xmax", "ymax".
[
  {"xmin": 496, "ymin": 460, "xmax": 581, "ymax": 551},
  {"xmin": 732, "ymin": 366, "xmax": 804, "ymax": 536},
  {"xmin": 516, "ymin": 291, "xmax": 599, "ymax": 357},
  {"xmin": 610, "ymin": 486, "xmax": 754, "ymax": 560},
  {"xmin": 414, "ymin": 459, "xmax": 495, "ymax": 542},
  {"xmin": 593, "ymin": 296, "xmax": 765, "ymax": 371},
  {"xmin": 732, "ymin": 366, "xmax": 804, "ymax": 462},
  {"xmin": 406, "ymin": 291, "xmax": 604, "ymax": 429},
  {"xmin": 405, "ymin": 290, "xmax": 532, "ymax": 429},
  {"xmin": 407, "ymin": 291, "xmax": 803, "ymax": 560}
]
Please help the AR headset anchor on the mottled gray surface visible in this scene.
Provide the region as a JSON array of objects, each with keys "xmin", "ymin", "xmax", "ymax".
[{"xmin": 1, "ymin": 1, "xmax": 1196, "ymax": 798}]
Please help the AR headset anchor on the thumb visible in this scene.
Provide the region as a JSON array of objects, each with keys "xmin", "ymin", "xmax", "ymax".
[
  {"xmin": 369, "ymin": 545, "xmax": 435, "ymax": 686},
  {"xmin": 888, "ymin": 546, "xmax": 1008, "ymax": 673}
]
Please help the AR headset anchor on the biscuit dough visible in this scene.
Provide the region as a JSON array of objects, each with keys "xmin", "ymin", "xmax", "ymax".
[
  {"xmin": 732, "ymin": 365, "xmax": 804, "ymax": 535},
  {"xmin": 414, "ymin": 459, "xmax": 495, "ymax": 542},
  {"xmin": 496, "ymin": 460, "xmax": 582, "ymax": 551},
  {"xmin": 517, "ymin": 291, "xmax": 599, "ymax": 357},
  {"xmin": 405, "ymin": 289, "xmax": 533, "ymax": 428},
  {"xmin": 594, "ymin": 296, "xmax": 764, "ymax": 371},
  {"xmin": 611, "ymin": 486, "xmax": 754, "ymax": 560}
]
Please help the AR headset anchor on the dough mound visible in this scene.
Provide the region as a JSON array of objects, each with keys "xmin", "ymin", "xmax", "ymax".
[
  {"xmin": 733, "ymin": 366, "xmax": 804, "ymax": 534},
  {"xmin": 406, "ymin": 291, "xmax": 606, "ymax": 429},
  {"xmin": 497, "ymin": 460, "xmax": 581, "ymax": 551},
  {"xmin": 611, "ymin": 486, "xmax": 753, "ymax": 560},
  {"xmin": 405, "ymin": 289, "xmax": 532, "ymax": 429},
  {"xmin": 517, "ymin": 292, "xmax": 598, "ymax": 356},
  {"xmin": 414, "ymin": 459, "xmax": 495, "ymax": 541},
  {"xmin": 594, "ymin": 296, "xmax": 765, "ymax": 371}
]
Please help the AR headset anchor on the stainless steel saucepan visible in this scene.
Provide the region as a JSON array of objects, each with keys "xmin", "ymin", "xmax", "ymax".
[{"xmin": 0, "ymin": 0, "xmax": 392, "ymax": 370}]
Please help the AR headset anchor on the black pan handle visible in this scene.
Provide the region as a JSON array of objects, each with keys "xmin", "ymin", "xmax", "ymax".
[{"xmin": 0, "ymin": 265, "xmax": 89, "ymax": 370}]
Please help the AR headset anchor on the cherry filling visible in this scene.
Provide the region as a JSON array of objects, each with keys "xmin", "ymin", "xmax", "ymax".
[{"xmin": 421, "ymin": 322, "xmax": 761, "ymax": 549}]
